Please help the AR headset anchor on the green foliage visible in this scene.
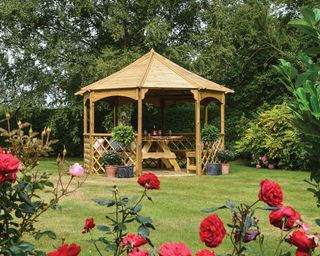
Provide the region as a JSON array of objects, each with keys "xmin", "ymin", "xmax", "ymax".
[
  {"xmin": 235, "ymin": 103, "xmax": 306, "ymax": 169},
  {"xmin": 217, "ymin": 150, "xmax": 236, "ymax": 163},
  {"xmin": 100, "ymin": 152, "xmax": 122, "ymax": 166},
  {"xmin": 201, "ymin": 124, "xmax": 220, "ymax": 142},
  {"xmin": 112, "ymin": 124, "xmax": 135, "ymax": 145},
  {"xmin": 275, "ymin": 7, "xmax": 320, "ymax": 206}
]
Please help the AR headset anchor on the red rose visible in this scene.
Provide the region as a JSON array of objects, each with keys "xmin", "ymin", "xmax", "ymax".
[
  {"xmin": 137, "ymin": 173, "xmax": 160, "ymax": 190},
  {"xmin": 269, "ymin": 206, "xmax": 301, "ymax": 230},
  {"xmin": 159, "ymin": 242, "xmax": 192, "ymax": 256},
  {"xmin": 120, "ymin": 234, "xmax": 148, "ymax": 249},
  {"xmin": 287, "ymin": 230, "xmax": 317, "ymax": 251},
  {"xmin": 82, "ymin": 218, "xmax": 95, "ymax": 234},
  {"xmin": 196, "ymin": 249, "xmax": 216, "ymax": 256},
  {"xmin": 199, "ymin": 214, "xmax": 226, "ymax": 248},
  {"xmin": 295, "ymin": 250, "xmax": 311, "ymax": 256},
  {"xmin": 128, "ymin": 248, "xmax": 149, "ymax": 256},
  {"xmin": 0, "ymin": 147, "xmax": 3, "ymax": 154},
  {"xmin": 0, "ymin": 153, "xmax": 20, "ymax": 184},
  {"xmin": 47, "ymin": 243, "xmax": 81, "ymax": 256},
  {"xmin": 258, "ymin": 179, "xmax": 283, "ymax": 207}
]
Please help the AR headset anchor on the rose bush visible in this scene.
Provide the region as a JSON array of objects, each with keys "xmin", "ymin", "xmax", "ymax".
[
  {"xmin": 79, "ymin": 172, "xmax": 319, "ymax": 256},
  {"xmin": 0, "ymin": 119, "xmax": 87, "ymax": 255}
]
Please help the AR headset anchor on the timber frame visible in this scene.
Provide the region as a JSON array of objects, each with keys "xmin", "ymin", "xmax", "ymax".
[{"xmin": 76, "ymin": 49, "xmax": 233, "ymax": 176}]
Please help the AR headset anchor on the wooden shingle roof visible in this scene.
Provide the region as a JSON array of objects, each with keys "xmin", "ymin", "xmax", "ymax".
[{"xmin": 75, "ymin": 49, "xmax": 234, "ymax": 95}]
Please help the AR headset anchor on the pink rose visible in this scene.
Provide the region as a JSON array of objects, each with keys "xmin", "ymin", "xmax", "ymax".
[
  {"xmin": 256, "ymin": 164, "xmax": 261, "ymax": 168},
  {"xmin": 159, "ymin": 242, "xmax": 192, "ymax": 256},
  {"xmin": 68, "ymin": 163, "xmax": 84, "ymax": 177},
  {"xmin": 120, "ymin": 234, "xmax": 148, "ymax": 249}
]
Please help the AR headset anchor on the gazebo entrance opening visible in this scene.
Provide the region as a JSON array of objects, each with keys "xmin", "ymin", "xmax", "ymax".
[{"xmin": 77, "ymin": 49, "xmax": 233, "ymax": 176}]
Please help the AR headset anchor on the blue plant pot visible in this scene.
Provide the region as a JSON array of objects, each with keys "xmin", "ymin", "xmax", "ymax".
[{"xmin": 206, "ymin": 163, "xmax": 221, "ymax": 176}]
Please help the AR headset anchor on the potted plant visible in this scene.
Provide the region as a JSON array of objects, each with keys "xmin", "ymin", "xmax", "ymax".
[
  {"xmin": 111, "ymin": 124, "xmax": 135, "ymax": 178},
  {"xmin": 217, "ymin": 149, "xmax": 235, "ymax": 174},
  {"xmin": 201, "ymin": 124, "xmax": 221, "ymax": 176},
  {"xmin": 100, "ymin": 151, "xmax": 122, "ymax": 177}
]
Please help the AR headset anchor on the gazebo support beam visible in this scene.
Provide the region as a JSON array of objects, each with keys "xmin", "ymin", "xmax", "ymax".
[
  {"xmin": 83, "ymin": 99, "xmax": 88, "ymax": 133},
  {"xmin": 89, "ymin": 93, "xmax": 95, "ymax": 175},
  {"xmin": 113, "ymin": 100, "xmax": 118, "ymax": 126},
  {"xmin": 221, "ymin": 95, "xmax": 225, "ymax": 149},
  {"xmin": 136, "ymin": 90, "xmax": 143, "ymax": 176},
  {"xmin": 204, "ymin": 104, "xmax": 209, "ymax": 125},
  {"xmin": 160, "ymin": 99, "xmax": 165, "ymax": 132},
  {"xmin": 195, "ymin": 92, "xmax": 202, "ymax": 176}
]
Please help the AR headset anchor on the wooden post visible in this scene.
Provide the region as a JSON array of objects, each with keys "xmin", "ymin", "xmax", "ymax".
[
  {"xmin": 195, "ymin": 92, "xmax": 202, "ymax": 176},
  {"xmin": 221, "ymin": 94, "xmax": 225, "ymax": 149},
  {"xmin": 160, "ymin": 99, "xmax": 165, "ymax": 132},
  {"xmin": 89, "ymin": 93, "xmax": 95, "ymax": 175},
  {"xmin": 113, "ymin": 100, "xmax": 118, "ymax": 126},
  {"xmin": 136, "ymin": 90, "xmax": 143, "ymax": 176},
  {"xmin": 204, "ymin": 104, "xmax": 209, "ymax": 125},
  {"xmin": 84, "ymin": 99, "xmax": 88, "ymax": 134}
]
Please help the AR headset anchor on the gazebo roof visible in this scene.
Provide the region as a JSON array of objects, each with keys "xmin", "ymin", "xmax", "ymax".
[{"xmin": 75, "ymin": 49, "xmax": 234, "ymax": 96}]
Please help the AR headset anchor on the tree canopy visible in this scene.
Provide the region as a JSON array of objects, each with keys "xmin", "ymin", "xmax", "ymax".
[{"xmin": 0, "ymin": 0, "xmax": 318, "ymax": 155}]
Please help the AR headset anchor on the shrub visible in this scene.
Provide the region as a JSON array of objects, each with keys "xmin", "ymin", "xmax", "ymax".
[
  {"xmin": 112, "ymin": 124, "xmax": 135, "ymax": 145},
  {"xmin": 201, "ymin": 124, "xmax": 220, "ymax": 142},
  {"xmin": 217, "ymin": 149, "xmax": 235, "ymax": 163},
  {"xmin": 235, "ymin": 103, "xmax": 306, "ymax": 169},
  {"xmin": 0, "ymin": 119, "xmax": 86, "ymax": 255},
  {"xmin": 100, "ymin": 151, "xmax": 122, "ymax": 166}
]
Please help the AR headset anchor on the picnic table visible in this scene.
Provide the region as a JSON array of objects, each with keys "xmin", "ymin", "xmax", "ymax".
[{"xmin": 142, "ymin": 136, "xmax": 182, "ymax": 172}]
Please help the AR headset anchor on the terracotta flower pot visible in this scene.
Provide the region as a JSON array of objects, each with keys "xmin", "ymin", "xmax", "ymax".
[
  {"xmin": 221, "ymin": 163, "xmax": 230, "ymax": 175},
  {"xmin": 105, "ymin": 165, "xmax": 117, "ymax": 177}
]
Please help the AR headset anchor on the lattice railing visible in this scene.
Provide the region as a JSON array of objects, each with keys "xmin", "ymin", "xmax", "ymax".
[
  {"xmin": 84, "ymin": 133, "xmax": 137, "ymax": 174},
  {"xmin": 83, "ymin": 133, "xmax": 221, "ymax": 174},
  {"xmin": 201, "ymin": 138, "xmax": 223, "ymax": 173}
]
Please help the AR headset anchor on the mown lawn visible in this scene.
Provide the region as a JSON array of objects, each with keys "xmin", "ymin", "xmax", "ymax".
[{"xmin": 31, "ymin": 159, "xmax": 317, "ymax": 255}]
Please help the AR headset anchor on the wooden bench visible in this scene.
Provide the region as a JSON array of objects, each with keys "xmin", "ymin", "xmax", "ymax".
[{"xmin": 186, "ymin": 151, "xmax": 196, "ymax": 173}]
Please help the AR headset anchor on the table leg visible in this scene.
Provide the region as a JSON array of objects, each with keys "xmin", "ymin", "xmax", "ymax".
[{"xmin": 158, "ymin": 141, "xmax": 181, "ymax": 172}]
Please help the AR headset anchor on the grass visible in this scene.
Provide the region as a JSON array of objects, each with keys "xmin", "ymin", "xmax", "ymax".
[{"xmin": 31, "ymin": 159, "xmax": 317, "ymax": 255}]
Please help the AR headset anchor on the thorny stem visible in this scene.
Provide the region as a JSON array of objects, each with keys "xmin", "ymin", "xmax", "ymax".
[
  {"xmin": 274, "ymin": 218, "xmax": 290, "ymax": 255},
  {"xmin": 89, "ymin": 230, "xmax": 103, "ymax": 256}
]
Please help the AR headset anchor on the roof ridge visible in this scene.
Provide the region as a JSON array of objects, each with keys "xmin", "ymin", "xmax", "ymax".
[{"xmin": 138, "ymin": 50, "xmax": 155, "ymax": 88}]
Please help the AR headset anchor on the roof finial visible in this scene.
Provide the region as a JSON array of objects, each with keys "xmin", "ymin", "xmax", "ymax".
[{"xmin": 150, "ymin": 48, "xmax": 155, "ymax": 53}]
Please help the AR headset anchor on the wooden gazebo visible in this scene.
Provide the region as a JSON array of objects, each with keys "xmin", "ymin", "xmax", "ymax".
[{"xmin": 75, "ymin": 49, "xmax": 233, "ymax": 176}]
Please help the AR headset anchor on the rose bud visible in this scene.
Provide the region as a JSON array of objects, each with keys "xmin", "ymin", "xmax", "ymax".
[
  {"xmin": 243, "ymin": 229, "xmax": 260, "ymax": 243},
  {"xmin": 82, "ymin": 218, "xmax": 95, "ymax": 234},
  {"xmin": 69, "ymin": 163, "xmax": 84, "ymax": 177}
]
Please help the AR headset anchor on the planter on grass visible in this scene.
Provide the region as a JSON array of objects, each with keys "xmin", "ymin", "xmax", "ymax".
[
  {"xmin": 117, "ymin": 165, "xmax": 134, "ymax": 178},
  {"xmin": 221, "ymin": 163, "xmax": 230, "ymax": 175},
  {"xmin": 206, "ymin": 163, "xmax": 221, "ymax": 176},
  {"xmin": 105, "ymin": 165, "xmax": 118, "ymax": 177},
  {"xmin": 100, "ymin": 151, "xmax": 122, "ymax": 178}
]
